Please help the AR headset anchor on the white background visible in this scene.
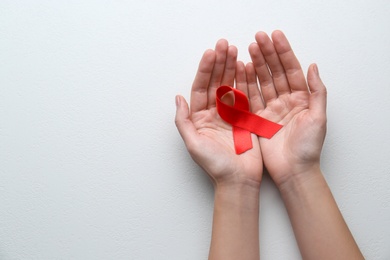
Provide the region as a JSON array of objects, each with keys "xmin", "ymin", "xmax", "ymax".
[{"xmin": 1, "ymin": 0, "xmax": 390, "ymax": 259}]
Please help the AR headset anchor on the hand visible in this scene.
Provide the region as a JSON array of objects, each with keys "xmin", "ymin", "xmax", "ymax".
[
  {"xmin": 246, "ymin": 30, "xmax": 327, "ymax": 188},
  {"xmin": 175, "ymin": 39, "xmax": 263, "ymax": 188}
]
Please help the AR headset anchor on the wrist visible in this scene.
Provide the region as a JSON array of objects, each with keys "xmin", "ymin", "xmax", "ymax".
[
  {"xmin": 214, "ymin": 182, "xmax": 260, "ymax": 212},
  {"xmin": 212, "ymin": 171, "xmax": 262, "ymax": 191},
  {"xmin": 274, "ymin": 163, "xmax": 322, "ymax": 190},
  {"xmin": 277, "ymin": 165, "xmax": 325, "ymax": 197}
]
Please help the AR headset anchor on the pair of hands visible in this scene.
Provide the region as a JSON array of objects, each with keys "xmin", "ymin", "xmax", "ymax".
[{"xmin": 175, "ymin": 31, "xmax": 327, "ymax": 190}]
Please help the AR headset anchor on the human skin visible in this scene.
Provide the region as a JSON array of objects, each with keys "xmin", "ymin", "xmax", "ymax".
[
  {"xmin": 245, "ymin": 30, "xmax": 364, "ymax": 259},
  {"xmin": 175, "ymin": 39, "xmax": 262, "ymax": 260}
]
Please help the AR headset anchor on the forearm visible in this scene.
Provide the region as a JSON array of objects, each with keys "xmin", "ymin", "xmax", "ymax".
[
  {"xmin": 279, "ymin": 168, "xmax": 363, "ymax": 259},
  {"xmin": 209, "ymin": 183, "xmax": 260, "ymax": 260}
]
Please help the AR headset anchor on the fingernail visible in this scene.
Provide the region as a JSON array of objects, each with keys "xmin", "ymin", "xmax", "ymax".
[
  {"xmin": 313, "ymin": 64, "xmax": 320, "ymax": 76},
  {"xmin": 175, "ymin": 95, "xmax": 181, "ymax": 108}
]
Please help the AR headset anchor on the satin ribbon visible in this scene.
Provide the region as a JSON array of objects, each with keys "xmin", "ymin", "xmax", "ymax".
[{"xmin": 216, "ymin": 86, "xmax": 282, "ymax": 154}]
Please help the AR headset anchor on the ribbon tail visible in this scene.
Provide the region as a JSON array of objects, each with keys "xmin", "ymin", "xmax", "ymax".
[{"xmin": 233, "ymin": 126, "xmax": 252, "ymax": 154}]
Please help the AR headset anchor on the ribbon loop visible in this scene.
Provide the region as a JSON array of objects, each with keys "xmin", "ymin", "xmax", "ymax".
[{"xmin": 216, "ymin": 86, "xmax": 282, "ymax": 154}]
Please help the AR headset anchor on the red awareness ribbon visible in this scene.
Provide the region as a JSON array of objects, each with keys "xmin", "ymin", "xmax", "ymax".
[{"xmin": 216, "ymin": 86, "xmax": 283, "ymax": 154}]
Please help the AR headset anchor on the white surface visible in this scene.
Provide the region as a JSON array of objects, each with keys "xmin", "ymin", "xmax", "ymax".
[{"xmin": 1, "ymin": 0, "xmax": 390, "ymax": 259}]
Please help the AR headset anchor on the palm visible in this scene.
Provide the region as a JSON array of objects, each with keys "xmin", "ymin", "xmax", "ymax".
[
  {"xmin": 259, "ymin": 93, "xmax": 313, "ymax": 180},
  {"xmin": 190, "ymin": 107, "xmax": 262, "ymax": 184}
]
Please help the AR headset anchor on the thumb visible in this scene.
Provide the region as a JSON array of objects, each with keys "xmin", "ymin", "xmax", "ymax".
[
  {"xmin": 307, "ymin": 63, "xmax": 327, "ymax": 116},
  {"xmin": 175, "ymin": 95, "xmax": 198, "ymax": 147}
]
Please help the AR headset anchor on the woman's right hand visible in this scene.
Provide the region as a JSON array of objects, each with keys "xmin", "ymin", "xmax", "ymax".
[{"xmin": 247, "ymin": 30, "xmax": 327, "ymax": 188}]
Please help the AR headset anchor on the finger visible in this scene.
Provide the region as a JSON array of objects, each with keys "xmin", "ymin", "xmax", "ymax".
[
  {"xmin": 221, "ymin": 45, "xmax": 238, "ymax": 87},
  {"xmin": 307, "ymin": 64, "xmax": 327, "ymax": 117},
  {"xmin": 207, "ymin": 39, "xmax": 229, "ymax": 108},
  {"xmin": 246, "ymin": 62, "xmax": 264, "ymax": 113},
  {"xmin": 175, "ymin": 95, "xmax": 199, "ymax": 148},
  {"xmin": 235, "ymin": 61, "xmax": 248, "ymax": 96},
  {"xmin": 248, "ymin": 42, "xmax": 277, "ymax": 104},
  {"xmin": 190, "ymin": 49, "xmax": 216, "ymax": 113},
  {"xmin": 255, "ymin": 31, "xmax": 291, "ymax": 95},
  {"xmin": 271, "ymin": 30, "xmax": 308, "ymax": 93}
]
